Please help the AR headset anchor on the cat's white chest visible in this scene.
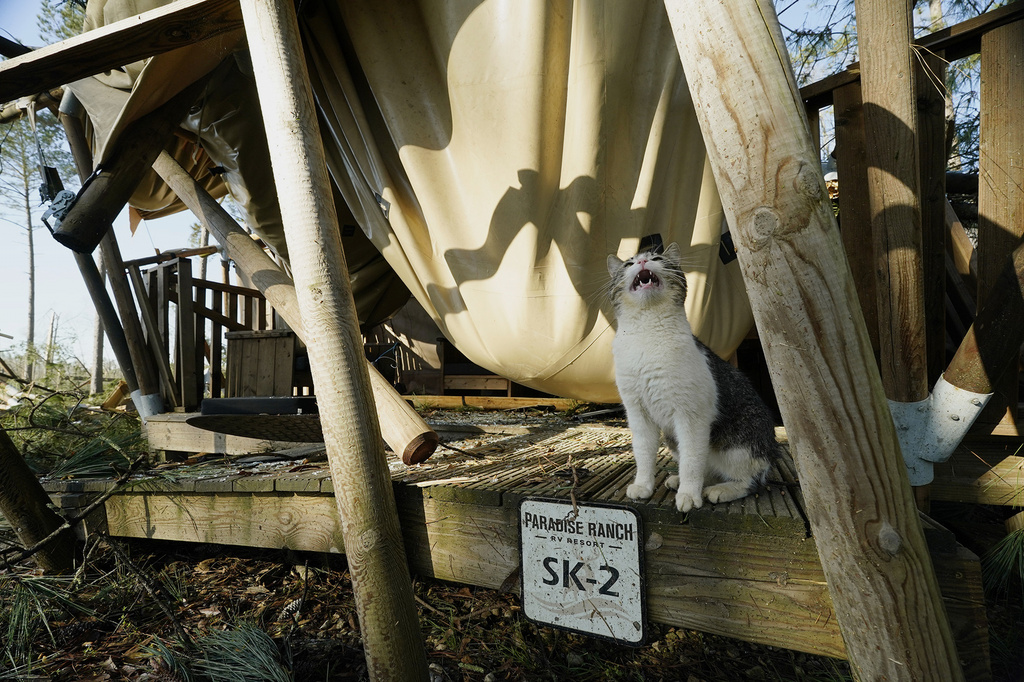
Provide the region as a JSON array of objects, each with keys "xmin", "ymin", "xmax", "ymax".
[{"xmin": 611, "ymin": 312, "xmax": 715, "ymax": 426}]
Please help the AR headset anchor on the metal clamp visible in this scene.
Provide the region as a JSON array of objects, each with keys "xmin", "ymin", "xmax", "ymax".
[{"xmin": 41, "ymin": 189, "xmax": 78, "ymax": 233}]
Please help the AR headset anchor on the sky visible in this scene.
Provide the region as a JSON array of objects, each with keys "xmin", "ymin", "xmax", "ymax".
[{"xmin": 1, "ymin": 0, "xmax": 196, "ymax": 371}]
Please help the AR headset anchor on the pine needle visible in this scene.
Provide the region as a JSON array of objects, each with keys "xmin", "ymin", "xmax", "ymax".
[
  {"xmin": 982, "ymin": 527, "xmax": 1024, "ymax": 603},
  {"xmin": 192, "ymin": 625, "xmax": 292, "ymax": 682}
]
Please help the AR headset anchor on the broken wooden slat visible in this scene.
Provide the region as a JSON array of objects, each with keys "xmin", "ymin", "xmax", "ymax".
[{"xmin": 0, "ymin": 0, "xmax": 242, "ymax": 104}]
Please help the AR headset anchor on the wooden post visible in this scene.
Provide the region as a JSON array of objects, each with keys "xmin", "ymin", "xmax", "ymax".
[
  {"xmin": 662, "ymin": 1, "xmax": 963, "ymax": 679},
  {"xmin": 946, "ymin": 229, "xmax": 1024, "ymax": 397},
  {"xmin": 151, "ymin": 151, "xmax": 438, "ymax": 463},
  {"xmin": 60, "ymin": 106, "xmax": 164, "ymax": 410},
  {"xmin": 917, "ymin": 51, "xmax": 948, "ymax": 388},
  {"xmin": 60, "ymin": 111, "xmax": 141, "ymax": 393},
  {"xmin": 72, "ymin": 251, "xmax": 140, "ymax": 393},
  {"xmin": 975, "ymin": 18, "xmax": 1024, "ymax": 431},
  {"xmin": 237, "ymin": 0, "xmax": 428, "ymax": 679},
  {"xmin": 855, "ymin": 0, "xmax": 929, "ymax": 405},
  {"xmin": 832, "ymin": 81, "xmax": 879, "ymax": 356},
  {"xmin": 98, "ymin": 232, "xmax": 163, "ymax": 404}
]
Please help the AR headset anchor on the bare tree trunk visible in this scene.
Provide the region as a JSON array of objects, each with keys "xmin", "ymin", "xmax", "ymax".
[
  {"xmin": 0, "ymin": 428, "xmax": 74, "ymax": 573},
  {"xmin": 44, "ymin": 311, "xmax": 56, "ymax": 368},
  {"xmin": 198, "ymin": 225, "xmax": 209, "ymax": 281},
  {"xmin": 90, "ymin": 252, "xmax": 106, "ymax": 395},
  {"xmin": 23, "ymin": 180, "xmax": 36, "ymax": 382}
]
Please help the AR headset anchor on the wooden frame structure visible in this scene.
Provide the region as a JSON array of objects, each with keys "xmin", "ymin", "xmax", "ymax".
[{"xmin": 3, "ymin": 1, "xmax": 1023, "ymax": 679}]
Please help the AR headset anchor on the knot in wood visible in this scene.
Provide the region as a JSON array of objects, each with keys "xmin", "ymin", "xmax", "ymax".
[
  {"xmin": 793, "ymin": 163, "xmax": 823, "ymax": 202},
  {"xmin": 358, "ymin": 528, "xmax": 386, "ymax": 554},
  {"xmin": 878, "ymin": 523, "xmax": 902, "ymax": 556},
  {"xmin": 749, "ymin": 207, "xmax": 781, "ymax": 251}
]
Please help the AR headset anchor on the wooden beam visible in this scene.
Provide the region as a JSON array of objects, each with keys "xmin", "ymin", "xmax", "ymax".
[
  {"xmin": 127, "ymin": 264, "xmax": 179, "ymax": 407},
  {"xmin": 797, "ymin": 4, "xmax": 1024, "ymax": 106},
  {"xmin": 947, "ymin": 200, "xmax": 978, "ymax": 297},
  {"xmin": 237, "ymin": 0, "xmax": 428, "ymax": 678},
  {"xmin": 662, "ymin": 0, "xmax": 963, "ymax": 679},
  {"xmin": 53, "ymin": 79, "xmax": 207, "ymax": 254},
  {"xmin": 143, "ymin": 412, "xmax": 305, "ymax": 454},
  {"xmin": 0, "ymin": 0, "xmax": 242, "ymax": 104},
  {"xmin": 918, "ymin": 0, "xmax": 1024, "ymax": 61}
]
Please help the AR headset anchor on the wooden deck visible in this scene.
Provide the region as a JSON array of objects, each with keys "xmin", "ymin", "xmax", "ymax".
[{"xmin": 44, "ymin": 418, "xmax": 996, "ymax": 677}]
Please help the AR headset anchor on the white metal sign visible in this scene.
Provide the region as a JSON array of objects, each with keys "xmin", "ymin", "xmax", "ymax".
[{"xmin": 519, "ymin": 499, "xmax": 645, "ymax": 644}]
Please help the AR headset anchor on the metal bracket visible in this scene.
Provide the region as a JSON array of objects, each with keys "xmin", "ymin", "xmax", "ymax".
[
  {"xmin": 41, "ymin": 189, "xmax": 78, "ymax": 233},
  {"xmin": 889, "ymin": 374, "xmax": 993, "ymax": 486}
]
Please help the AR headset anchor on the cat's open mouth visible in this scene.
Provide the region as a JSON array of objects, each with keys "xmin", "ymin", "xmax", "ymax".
[{"xmin": 631, "ymin": 268, "xmax": 660, "ymax": 291}]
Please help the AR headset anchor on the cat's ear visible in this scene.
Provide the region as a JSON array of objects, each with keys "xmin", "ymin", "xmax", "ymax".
[
  {"xmin": 663, "ymin": 242, "xmax": 682, "ymax": 263},
  {"xmin": 607, "ymin": 253, "xmax": 624, "ymax": 276}
]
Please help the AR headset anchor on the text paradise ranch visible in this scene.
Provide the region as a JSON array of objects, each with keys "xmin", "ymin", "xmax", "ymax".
[{"xmin": 522, "ymin": 511, "xmax": 636, "ymax": 542}]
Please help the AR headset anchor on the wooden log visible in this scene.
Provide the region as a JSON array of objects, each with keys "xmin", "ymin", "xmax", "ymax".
[
  {"xmin": 71, "ymin": 251, "xmax": 140, "ymax": 393},
  {"xmin": 662, "ymin": 1, "xmax": 963, "ymax": 679},
  {"xmin": 237, "ymin": 0, "xmax": 428, "ymax": 679},
  {"xmin": 0, "ymin": 429, "xmax": 74, "ymax": 573},
  {"xmin": 0, "ymin": 0, "xmax": 242, "ymax": 104},
  {"xmin": 151, "ymin": 151, "xmax": 438, "ymax": 464},
  {"xmin": 856, "ymin": 0, "xmax": 928, "ymax": 404},
  {"xmin": 974, "ymin": 18, "xmax": 1024, "ymax": 430},
  {"xmin": 945, "ymin": 233, "xmax": 1024, "ymax": 399}
]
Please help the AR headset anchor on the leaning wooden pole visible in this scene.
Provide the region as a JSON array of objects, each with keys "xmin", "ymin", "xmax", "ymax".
[
  {"xmin": 663, "ymin": 1, "xmax": 962, "ymax": 679},
  {"xmin": 238, "ymin": 0, "xmax": 428, "ymax": 679},
  {"xmin": 151, "ymin": 151, "xmax": 438, "ymax": 465}
]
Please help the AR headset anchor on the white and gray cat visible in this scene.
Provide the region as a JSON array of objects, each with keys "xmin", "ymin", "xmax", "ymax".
[{"xmin": 607, "ymin": 242, "xmax": 779, "ymax": 512}]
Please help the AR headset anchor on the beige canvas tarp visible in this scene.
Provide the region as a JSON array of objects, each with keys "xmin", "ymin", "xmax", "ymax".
[{"xmin": 73, "ymin": 0, "xmax": 754, "ymax": 403}]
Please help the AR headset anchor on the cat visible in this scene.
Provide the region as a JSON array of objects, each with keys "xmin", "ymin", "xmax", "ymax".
[{"xmin": 606, "ymin": 242, "xmax": 780, "ymax": 512}]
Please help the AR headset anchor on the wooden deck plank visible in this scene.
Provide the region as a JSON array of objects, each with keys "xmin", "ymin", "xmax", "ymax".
[
  {"xmin": 931, "ymin": 441, "xmax": 1024, "ymax": 506},
  {"xmin": 104, "ymin": 492, "xmax": 346, "ymax": 553}
]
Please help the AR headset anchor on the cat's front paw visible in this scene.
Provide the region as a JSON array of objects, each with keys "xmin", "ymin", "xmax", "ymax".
[
  {"xmin": 675, "ymin": 490, "xmax": 703, "ymax": 513},
  {"xmin": 626, "ymin": 483, "xmax": 654, "ymax": 500},
  {"xmin": 665, "ymin": 475, "xmax": 679, "ymax": 490}
]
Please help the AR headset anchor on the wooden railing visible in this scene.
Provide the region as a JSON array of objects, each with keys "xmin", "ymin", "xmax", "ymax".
[{"xmin": 125, "ymin": 252, "xmax": 285, "ymax": 411}]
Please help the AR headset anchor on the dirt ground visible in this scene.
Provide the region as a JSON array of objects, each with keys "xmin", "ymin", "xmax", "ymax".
[{"xmin": 3, "ymin": 539, "xmax": 857, "ymax": 681}]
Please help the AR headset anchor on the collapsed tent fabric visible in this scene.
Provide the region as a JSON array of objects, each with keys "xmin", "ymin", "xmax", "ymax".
[
  {"xmin": 73, "ymin": 0, "xmax": 754, "ymax": 403},
  {"xmin": 298, "ymin": 0, "xmax": 753, "ymax": 402}
]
